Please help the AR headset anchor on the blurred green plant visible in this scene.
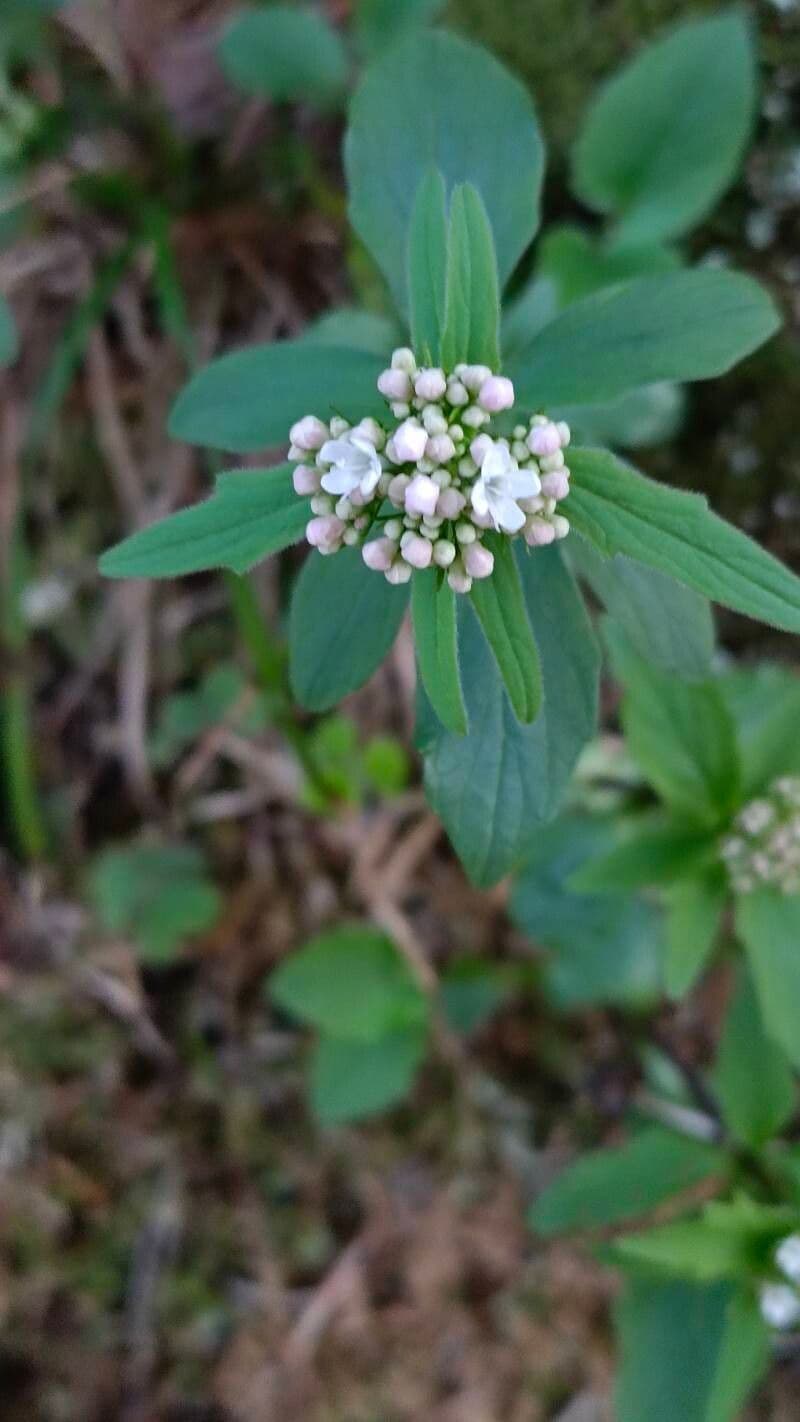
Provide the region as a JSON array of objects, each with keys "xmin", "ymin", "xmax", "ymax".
[{"xmin": 89, "ymin": 841, "xmax": 222, "ymax": 965}]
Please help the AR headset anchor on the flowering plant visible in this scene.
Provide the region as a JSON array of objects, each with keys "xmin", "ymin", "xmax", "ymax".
[{"xmin": 101, "ymin": 13, "xmax": 800, "ymax": 886}]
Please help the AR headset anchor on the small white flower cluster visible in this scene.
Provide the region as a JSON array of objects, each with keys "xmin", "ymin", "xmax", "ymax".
[
  {"xmin": 288, "ymin": 348, "xmax": 571, "ymax": 593},
  {"xmin": 720, "ymin": 776, "xmax": 800, "ymax": 896},
  {"xmin": 760, "ymin": 1235, "xmax": 800, "ymax": 1330}
]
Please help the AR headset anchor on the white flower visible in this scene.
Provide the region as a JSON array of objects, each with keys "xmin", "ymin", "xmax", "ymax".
[
  {"xmin": 777, "ymin": 1236, "xmax": 800, "ymax": 1285},
  {"xmin": 319, "ymin": 432, "xmax": 382, "ymax": 498},
  {"xmin": 760, "ymin": 1282, "xmax": 800, "ymax": 1331},
  {"xmin": 471, "ymin": 442, "xmax": 540, "ymax": 534}
]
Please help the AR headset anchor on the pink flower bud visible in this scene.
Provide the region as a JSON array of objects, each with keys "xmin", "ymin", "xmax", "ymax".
[
  {"xmin": 470, "ymin": 434, "xmax": 493, "ymax": 468},
  {"xmin": 462, "ymin": 364, "xmax": 492, "ymax": 394},
  {"xmin": 405, "ymin": 474, "xmax": 440, "ymax": 517},
  {"xmin": 387, "ymin": 474, "xmax": 410, "ymax": 505},
  {"xmin": 524, "ymin": 519, "xmax": 556, "ymax": 547},
  {"xmin": 391, "ymin": 347, "xmax": 416, "ymax": 373},
  {"xmin": 415, "ymin": 368, "xmax": 447, "ymax": 402},
  {"xmin": 447, "ymin": 567, "xmax": 473, "ymax": 594},
  {"xmin": 290, "ymin": 415, "xmax": 328, "ymax": 451},
  {"xmin": 386, "ymin": 561, "xmax": 412, "ymax": 585},
  {"xmin": 436, "ymin": 487, "xmax": 466, "ymax": 519},
  {"xmin": 354, "ymin": 417, "xmax": 385, "ymax": 448},
  {"xmin": 378, "ymin": 368, "xmax": 413, "ymax": 401},
  {"xmin": 306, "ymin": 514, "xmax": 345, "ymax": 550},
  {"xmin": 447, "ymin": 379, "xmax": 469, "ymax": 407},
  {"xmin": 478, "ymin": 375, "xmax": 515, "ymax": 413},
  {"xmin": 362, "ymin": 537, "xmax": 396, "ymax": 572},
  {"xmin": 293, "ymin": 465, "xmax": 320, "ymax": 495},
  {"xmin": 400, "ymin": 531, "xmax": 433, "ymax": 569},
  {"xmin": 393, "ymin": 419, "xmax": 428, "ymax": 464},
  {"xmin": 471, "ymin": 507, "xmax": 494, "ymax": 530},
  {"xmin": 527, "ymin": 421, "xmax": 561, "ymax": 458},
  {"xmin": 540, "ymin": 471, "xmax": 570, "ymax": 500},
  {"xmin": 464, "ymin": 543, "xmax": 495, "ymax": 580},
  {"xmin": 426, "ymin": 433, "xmax": 456, "ymax": 464}
]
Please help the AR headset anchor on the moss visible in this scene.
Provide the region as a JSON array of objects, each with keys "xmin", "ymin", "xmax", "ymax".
[{"xmin": 446, "ymin": 0, "xmax": 723, "ymax": 154}]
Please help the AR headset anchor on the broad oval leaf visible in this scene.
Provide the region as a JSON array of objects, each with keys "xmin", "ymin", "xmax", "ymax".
[
  {"xmin": 440, "ymin": 183, "xmax": 500, "ymax": 369},
  {"xmin": 345, "ymin": 29, "xmax": 543, "ymax": 311},
  {"xmin": 407, "ymin": 167, "xmax": 448, "ymax": 364},
  {"xmin": 566, "ymin": 446, "xmax": 800, "ymax": 634},
  {"xmin": 310, "ymin": 1027, "xmax": 427, "ymax": 1124},
  {"xmin": 508, "ymin": 270, "xmax": 780, "ymax": 408},
  {"xmin": 537, "ymin": 223, "xmax": 680, "ymax": 305},
  {"xmin": 573, "ymin": 11, "xmax": 757, "ymax": 248},
  {"xmin": 289, "ymin": 545, "xmax": 409, "ymax": 710},
  {"xmin": 411, "ymin": 570, "xmax": 466, "ymax": 736},
  {"xmin": 100, "ymin": 466, "xmax": 308, "ymax": 579},
  {"xmin": 170, "ymin": 342, "xmax": 386, "ymax": 452},
  {"xmin": 354, "ymin": 0, "xmax": 445, "ymax": 59},
  {"xmin": 420, "ymin": 546, "xmax": 599, "ymax": 887},
  {"xmin": 270, "ymin": 925, "xmax": 427, "ymax": 1040},
  {"xmin": 219, "ymin": 5, "xmax": 348, "ymax": 106},
  {"xmin": 301, "ymin": 307, "xmax": 401, "ymax": 354},
  {"xmin": 469, "ymin": 535, "xmax": 541, "ymax": 725}
]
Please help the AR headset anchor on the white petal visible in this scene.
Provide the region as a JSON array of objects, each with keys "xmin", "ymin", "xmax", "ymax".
[
  {"xmin": 321, "ymin": 466, "xmax": 360, "ymax": 495},
  {"xmin": 494, "ymin": 495, "xmax": 526, "ymax": 533},
  {"xmin": 471, "ymin": 479, "xmax": 490, "ymax": 518},
  {"xmin": 359, "ymin": 467, "xmax": 382, "ymax": 497},
  {"xmin": 480, "ymin": 443, "xmax": 512, "ymax": 483},
  {"xmin": 506, "ymin": 465, "xmax": 541, "ymax": 499},
  {"xmin": 320, "ymin": 438, "xmax": 356, "ymax": 467}
]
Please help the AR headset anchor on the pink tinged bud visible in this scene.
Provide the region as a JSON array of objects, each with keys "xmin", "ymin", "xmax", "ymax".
[
  {"xmin": 447, "ymin": 380, "xmax": 469, "ymax": 407},
  {"xmin": 354, "ymin": 418, "xmax": 385, "ymax": 449},
  {"xmin": 400, "ymin": 531, "xmax": 433, "ymax": 569},
  {"xmin": 470, "ymin": 434, "xmax": 493, "ymax": 467},
  {"xmin": 415, "ymin": 368, "xmax": 447, "ymax": 402},
  {"xmin": 527, "ymin": 421, "xmax": 561, "ymax": 458},
  {"xmin": 293, "ymin": 465, "xmax": 320, "ymax": 495},
  {"xmin": 391, "ymin": 347, "xmax": 416, "ymax": 374},
  {"xmin": 306, "ymin": 514, "xmax": 344, "ymax": 549},
  {"xmin": 552, "ymin": 515, "xmax": 570, "ymax": 540},
  {"xmin": 464, "ymin": 543, "xmax": 495, "ymax": 580},
  {"xmin": 525, "ymin": 519, "xmax": 556, "ymax": 547},
  {"xmin": 387, "ymin": 474, "xmax": 410, "ymax": 505},
  {"xmin": 557, "ymin": 421, "xmax": 571, "ymax": 447},
  {"xmin": 447, "ymin": 568, "xmax": 473, "ymax": 594},
  {"xmin": 462, "ymin": 364, "xmax": 492, "ymax": 394},
  {"xmin": 436, "ymin": 487, "xmax": 466, "ymax": 519},
  {"xmin": 378, "ymin": 368, "xmax": 413, "ymax": 401},
  {"xmin": 290, "ymin": 415, "xmax": 328, "ymax": 451},
  {"xmin": 393, "ymin": 419, "xmax": 429, "ymax": 464},
  {"xmin": 362, "ymin": 538, "xmax": 396, "ymax": 572},
  {"xmin": 404, "ymin": 474, "xmax": 440, "ymax": 517},
  {"xmin": 471, "ymin": 507, "xmax": 494, "ymax": 530},
  {"xmin": 478, "ymin": 375, "xmax": 515, "ymax": 413},
  {"xmin": 540, "ymin": 471, "xmax": 570, "ymax": 500},
  {"xmin": 386, "ymin": 561, "xmax": 412, "ymax": 586},
  {"xmin": 426, "ymin": 433, "xmax": 456, "ymax": 464}
]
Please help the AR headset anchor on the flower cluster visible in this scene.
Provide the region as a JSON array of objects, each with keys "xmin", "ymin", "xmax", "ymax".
[
  {"xmin": 720, "ymin": 776, "xmax": 800, "ymax": 896},
  {"xmin": 760, "ymin": 1235, "xmax": 800, "ymax": 1330},
  {"xmin": 289, "ymin": 348, "xmax": 571, "ymax": 593}
]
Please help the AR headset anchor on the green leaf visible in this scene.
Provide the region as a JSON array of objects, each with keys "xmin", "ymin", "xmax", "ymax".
[
  {"xmin": 606, "ymin": 631, "xmax": 741, "ymax": 824},
  {"xmin": 721, "ymin": 669, "xmax": 800, "ymax": 797},
  {"xmin": 664, "ymin": 872, "xmax": 727, "ymax": 998},
  {"xmin": 615, "ymin": 1280, "xmax": 769, "ymax": 1422},
  {"xmin": 89, "ymin": 842, "xmax": 221, "ymax": 964},
  {"xmin": 169, "ymin": 342, "xmax": 385, "ymax": 452},
  {"xmin": 714, "ymin": 963, "xmax": 795, "ymax": 1149},
  {"xmin": 469, "ymin": 536, "xmax": 541, "ymax": 725},
  {"xmin": 556, "ymin": 382, "xmax": 687, "ymax": 452},
  {"xmin": 219, "ymin": 5, "xmax": 348, "ymax": 106},
  {"xmin": 407, "ymin": 167, "xmax": 448, "ymax": 364},
  {"xmin": 566, "ymin": 446, "xmax": 800, "ymax": 634},
  {"xmin": 150, "ymin": 663, "xmax": 266, "ymax": 768},
  {"xmin": 411, "ymin": 570, "xmax": 466, "ymax": 736},
  {"xmin": 310, "ymin": 1026, "xmax": 426, "ymax": 1124},
  {"xmin": 511, "ymin": 813, "xmax": 663, "ymax": 1009},
  {"xmin": 509, "ymin": 270, "xmax": 779, "ymax": 409},
  {"xmin": 736, "ymin": 890, "xmax": 800, "ymax": 1069},
  {"xmin": 440, "ymin": 183, "xmax": 500, "ymax": 369},
  {"xmin": 271, "ymin": 925, "xmax": 428, "ymax": 1041},
  {"xmin": 0, "ymin": 295, "xmax": 17, "ymax": 367},
  {"xmin": 289, "ymin": 547, "xmax": 409, "ymax": 711},
  {"xmin": 440, "ymin": 961, "xmax": 517, "ymax": 1035},
  {"xmin": 100, "ymin": 466, "xmax": 308, "ymax": 579},
  {"xmin": 421, "ymin": 547, "xmax": 599, "ymax": 887},
  {"xmin": 569, "ymin": 537, "xmax": 714, "ymax": 677},
  {"xmin": 570, "ymin": 819, "xmax": 716, "ymax": 893},
  {"xmin": 531, "ymin": 1126, "xmax": 725, "ymax": 1236},
  {"xmin": 573, "ymin": 12, "xmax": 756, "ymax": 249},
  {"xmin": 302, "ymin": 308, "xmax": 401, "ymax": 355},
  {"xmin": 345, "ymin": 30, "xmax": 543, "ymax": 311},
  {"xmin": 354, "ymin": 0, "xmax": 445, "ymax": 58},
  {"xmin": 537, "ymin": 224, "xmax": 680, "ymax": 306},
  {"xmin": 616, "ymin": 1196, "xmax": 796, "ymax": 1283}
]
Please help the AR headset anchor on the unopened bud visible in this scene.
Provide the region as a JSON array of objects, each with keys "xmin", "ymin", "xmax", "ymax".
[
  {"xmin": 290, "ymin": 415, "xmax": 328, "ymax": 451},
  {"xmin": 415, "ymin": 367, "xmax": 447, "ymax": 402},
  {"xmin": 378, "ymin": 368, "xmax": 413, "ymax": 401},
  {"xmin": 405, "ymin": 474, "xmax": 440, "ymax": 517},
  {"xmin": 433, "ymin": 539, "xmax": 457, "ymax": 568},
  {"xmin": 478, "ymin": 375, "xmax": 514, "ymax": 413},
  {"xmin": 362, "ymin": 538, "xmax": 396, "ymax": 573},
  {"xmin": 391, "ymin": 347, "xmax": 416, "ymax": 374},
  {"xmin": 293, "ymin": 465, "xmax": 320, "ymax": 495},
  {"xmin": 393, "ymin": 419, "xmax": 429, "ymax": 463},
  {"xmin": 464, "ymin": 542, "xmax": 494, "ymax": 580},
  {"xmin": 400, "ymin": 531, "xmax": 433, "ymax": 569},
  {"xmin": 386, "ymin": 560, "xmax": 412, "ymax": 585}
]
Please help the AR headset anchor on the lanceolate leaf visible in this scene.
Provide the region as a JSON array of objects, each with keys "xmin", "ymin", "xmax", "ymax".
[
  {"xmin": 714, "ymin": 963, "xmax": 795, "ymax": 1149},
  {"xmin": 100, "ymin": 466, "xmax": 308, "ymax": 579},
  {"xmin": 407, "ymin": 167, "xmax": 448, "ymax": 364},
  {"xmin": 570, "ymin": 820, "xmax": 716, "ymax": 893},
  {"xmin": 566, "ymin": 447, "xmax": 800, "ymax": 633},
  {"xmin": 736, "ymin": 891, "xmax": 800, "ymax": 1069},
  {"xmin": 289, "ymin": 546, "xmax": 409, "ymax": 711},
  {"xmin": 440, "ymin": 183, "xmax": 500, "ymax": 369},
  {"xmin": 664, "ymin": 872, "xmax": 727, "ymax": 999},
  {"xmin": 411, "ymin": 571, "xmax": 467, "ymax": 736},
  {"xmin": 169, "ymin": 342, "xmax": 385, "ymax": 452},
  {"xmin": 345, "ymin": 29, "xmax": 543, "ymax": 311},
  {"xmin": 508, "ymin": 270, "xmax": 780, "ymax": 408},
  {"xmin": 469, "ymin": 535, "xmax": 541, "ymax": 725},
  {"xmin": 573, "ymin": 11, "xmax": 756, "ymax": 249},
  {"xmin": 420, "ymin": 547, "xmax": 599, "ymax": 887},
  {"xmin": 219, "ymin": 5, "xmax": 348, "ymax": 106}
]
